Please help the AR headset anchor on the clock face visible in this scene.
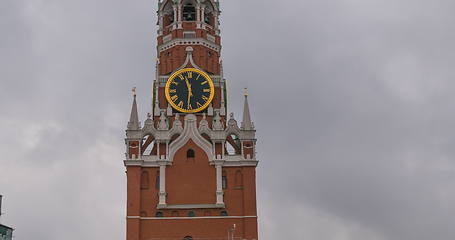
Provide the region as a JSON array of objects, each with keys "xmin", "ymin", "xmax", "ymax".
[{"xmin": 165, "ymin": 68, "xmax": 215, "ymax": 113}]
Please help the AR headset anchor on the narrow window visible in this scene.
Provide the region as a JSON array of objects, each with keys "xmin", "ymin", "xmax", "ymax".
[
  {"xmin": 222, "ymin": 170, "xmax": 228, "ymax": 189},
  {"xmin": 220, "ymin": 210, "xmax": 228, "ymax": 216},
  {"xmin": 183, "ymin": 236, "xmax": 193, "ymax": 240},
  {"xmin": 155, "ymin": 211, "xmax": 163, "ymax": 217},
  {"xmin": 155, "ymin": 171, "xmax": 160, "ymax": 190},
  {"xmin": 187, "ymin": 149, "xmax": 195, "ymax": 158},
  {"xmin": 188, "ymin": 211, "xmax": 196, "ymax": 217},
  {"xmin": 235, "ymin": 170, "xmax": 243, "ymax": 189},
  {"xmin": 141, "ymin": 171, "xmax": 149, "ymax": 189}
]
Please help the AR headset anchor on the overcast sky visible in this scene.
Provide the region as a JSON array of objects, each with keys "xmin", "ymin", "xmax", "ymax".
[{"xmin": 1, "ymin": 0, "xmax": 455, "ymax": 239}]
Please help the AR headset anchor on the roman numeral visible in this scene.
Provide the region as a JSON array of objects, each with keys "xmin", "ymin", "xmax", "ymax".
[
  {"xmin": 202, "ymin": 96, "xmax": 209, "ymax": 101},
  {"xmin": 187, "ymin": 71, "xmax": 192, "ymax": 78},
  {"xmin": 203, "ymin": 89, "xmax": 210, "ymax": 93},
  {"xmin": 171, "ymin": 95, "xmax": 178, "ymax": 102},
  {"xmin": 169, "ymin": 89, "xmax": 176, "ymax": 93},
  {"xmin": 196, "ymin": 102, "xmax": 203, "ymax": 108},
  {"xmin": 201, "ymin": 81, "xmax": 208, "ymax": 85},
  {"xmin": 171, "ymin": 80, "xmax": 178, "ymax": 86},
  {"xmin": 187, "ymin": 103, "xmax": 193, "ymax": 110},
  {"xmin": 178, "ymin": 101, "xmax": 184, "ymax": 108},
  {"xmin": 179, "ymin": 74, "xmax": 184, "ymax": 80}
]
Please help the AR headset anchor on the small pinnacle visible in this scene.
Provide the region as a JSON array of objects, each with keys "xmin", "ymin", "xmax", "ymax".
[
  {"xmin": 132, "ymin": 87, "xmax": 137, "ymax": 96},
  {"xmin": 243, "ymin": 88, "xmax": 248, "ymax": 96}
]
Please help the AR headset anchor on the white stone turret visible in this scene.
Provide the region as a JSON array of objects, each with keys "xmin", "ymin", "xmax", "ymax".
[
  {"xmin": 241, "ymin": 89, "xmax": 254, "ymax": 131},
  {"xmin": 127, "ymin": 88, "xmax": 141, "ymax": 131}
]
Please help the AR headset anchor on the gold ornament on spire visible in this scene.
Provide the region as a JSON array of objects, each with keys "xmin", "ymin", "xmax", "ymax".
[
  {"xmin": 243, "ymin": 87, "xmax": 249, "ymax": 96},
  {"xmin": 132, "ymin": 87, "xmax": 137, "ymax": 96}
]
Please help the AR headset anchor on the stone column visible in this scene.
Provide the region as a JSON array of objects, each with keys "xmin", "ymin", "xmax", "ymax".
[
  {"xmin": 215, "ymin": 164, "xmax": 224, "ymax": 205},
  {"xmin": 159, "ymin": 164, "xmax": 166, "ymax": 205}
]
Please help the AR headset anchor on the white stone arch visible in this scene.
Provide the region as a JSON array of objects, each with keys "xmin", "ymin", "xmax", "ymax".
[
  {"xmin": 159, "ymin": 0, "xmax": 176, "ymax": 12},
  {"xmin": 168, "ymin": 114, "xmax": 213, "ymax": 162}
]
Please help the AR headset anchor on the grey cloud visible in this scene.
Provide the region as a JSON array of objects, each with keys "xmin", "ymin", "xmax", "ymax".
[{"xmin": 1, "ymin": 0, "xmax": 455, "ymax": 240}]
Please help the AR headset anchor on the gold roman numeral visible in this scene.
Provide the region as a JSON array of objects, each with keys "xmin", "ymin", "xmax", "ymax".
[
  {"xmin": 196, "ymin": 102, "xmax": 203, "ymax": 108},
  {"xmin": 187, "ymin": 103, "xmax": 193, "ymax": 110},
  {"xmin": 171, "ymin": 95, "xmax": 178, "ymax": 102},
  {"xmin": 202, "ymin": 96, "xmax": 209, "ymax": 101},
  {"xmin": 179, "ymin": 74, "xmax": 184, "ymax": 80},
  {"xmin": 169, "ymin": 89, "xmax": 176, "ymax": 93},
  {"xmin": 171, "ymin": 80, "xmax": 178, "ymax": 86},
  {"xmin": 187, "ymin": 71, "xmax": 192, "ymax": 78},
  {"xmin": 203, "ymin": 89, "xmax": 210, "ymax": 93},
  {"xmin": 178, "ymin": 101, "xmax": 184, "ymax": 108},
  {"xmin": 196, "ymin": 74, "xmax": 201, "ymax": 80}
]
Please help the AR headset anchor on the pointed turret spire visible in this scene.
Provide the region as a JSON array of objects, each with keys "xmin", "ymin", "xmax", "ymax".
[
  {"xmin": 241, "ymin": 88, "xmax": 254, "ymax": 130},
  {"xmin": 127, "ymin": 87, "xmax": 140, "ymax": 130}
]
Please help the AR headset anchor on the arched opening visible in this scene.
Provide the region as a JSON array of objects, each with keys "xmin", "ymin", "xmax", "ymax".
[
  {"xmin": 220, "ymin": 210, "xmax": 228, "ymax": 216},
  {"xmin": 142, "ymin": 135, "xmax": 157, "ymax": 156},
  {"xmin": 204, "ymin": 12, "xmax": 213, "ymax": 25},
  {"xmin": 187, "ymin": 211, "xmax": 196, "ymax": 217},
  {"xmin": 183, "ymin": 3, "xmax": 196, "ymax": 21},
  {"xmin": 155, "ymin": 170, "xmax": 160, "ymax": 190},
  {"xmin": 187, "ymin": 149, "xmax": 195, "ymax": 159},
  {"xmin": 235, "ymin": 170, "xmax": 243, "ymax": 189},
  {"xmin": 163, "ymin": 2, "xmax": 174, "ymax": 26},
  {"xmin": 183, "ymin": 236, "xmax": 193, "ymax": 240},
  {"xmin": 222, "ymin": 170, "xmax": 227, "ymax": 189},
  {"xmin": 226, "ymin": 134, "xmax": 241, "ymax": 155},
  {"xmin": 141, "ymin": 171, "xmax": 150, "ymax": 189},
  {"xmin": 155, "ymin": 211, "xmax": 164, "ymax": 217}
]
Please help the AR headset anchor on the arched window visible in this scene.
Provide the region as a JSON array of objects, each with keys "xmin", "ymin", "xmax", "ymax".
[
  {"xmin": 187, "ymin": 149, "xmax": 195, "ymax": 158},
  {"xmin": 235, "ymin": 170, "xmax": 243, "ymax": 189},
  {"xmin": 183, "ymin": 236, "xmax": 193, "ymax": 240},
  {"xmin": 204, "ymin": 13, "xmax": 212, "ymax": 25},
  {"xmin": 155, "ymin": 211, "xmax": 164, "ymax": 217},
  {"xmin": 141, "ymin": 171, "xmax": 149, "ymax": 189},
  {"xmin": 220, "ymin": 210, "xmax": 228, "ymax": 216},
  {"xmin": 222, "ymin": 170, "xmax": 228, "ymax": 189},
  {"xmin": 140, "ymin": 211, "xmax": 147, "ymax": 217},
  {"xmin": 142, "ymin": 136, "xmax": 156, "ymax": 156},
  {"xmin": 226, "ymin": 134, "xmax": 241, "ymax": 155},
  {"xmin": 187, "ymin": 211, "xmax": 196, "ymax": 217},
  {"xmin": 183, "ymin": 3, "xmax": 196, "ymax": 21},
  {"xmin": 155, "ymin": 171, "xmax": 160, "ymax": 190}
]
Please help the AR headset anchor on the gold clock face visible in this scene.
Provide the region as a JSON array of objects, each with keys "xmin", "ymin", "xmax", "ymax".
[{"xmin": 165, "ymin": 68, "xmax": 215, "ymax": 113}]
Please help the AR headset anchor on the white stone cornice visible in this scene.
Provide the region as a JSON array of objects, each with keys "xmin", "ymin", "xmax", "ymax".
[{"xmin": 158, "ymin": 38, "xmax": 221, "ymax": 53}]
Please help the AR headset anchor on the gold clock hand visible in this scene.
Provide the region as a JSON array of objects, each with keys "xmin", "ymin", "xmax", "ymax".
[{"xmin": 185, "ymin": 77, "xmax": 193, "ymax": 97}]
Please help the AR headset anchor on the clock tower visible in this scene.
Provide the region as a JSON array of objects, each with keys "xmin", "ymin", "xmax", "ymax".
[{"xmin": 124, "ymin": 1, "xmax": 259, "ymax": 240}]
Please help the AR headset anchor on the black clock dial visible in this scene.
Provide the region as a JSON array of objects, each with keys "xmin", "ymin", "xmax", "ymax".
[{"xmin": 165, "ymin": 68, "xmax": 215, "ymax": 113}]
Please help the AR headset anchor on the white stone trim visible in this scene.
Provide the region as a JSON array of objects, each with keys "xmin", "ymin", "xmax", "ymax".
[
  {"xmin": 127, "ymin": 216, "xmax": 258, "ymax": 220},
  {"xmin": 158, "ymin": 38, "xmax": 221, "ymax": 53},
  {"xmin": 168, "ymin": 114, "xmax": 213, "ymax": 162},
  {"xmin": 159, "ymin": 164, "xmax": 167, "ymax": 205}
]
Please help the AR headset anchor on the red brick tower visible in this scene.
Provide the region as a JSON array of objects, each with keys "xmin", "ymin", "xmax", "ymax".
[{"xmin": 124, "ymin": 1, "xmax": 258, "ymax": 239}]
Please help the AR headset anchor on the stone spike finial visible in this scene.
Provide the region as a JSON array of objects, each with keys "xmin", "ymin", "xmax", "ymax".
[
  {"xmin": 127, "ymin": 89, "xmax": 140, "ymax": 130},
  {"xmin": 241, "ymin": 90, "xmax": 254, "ymax": 130}
]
